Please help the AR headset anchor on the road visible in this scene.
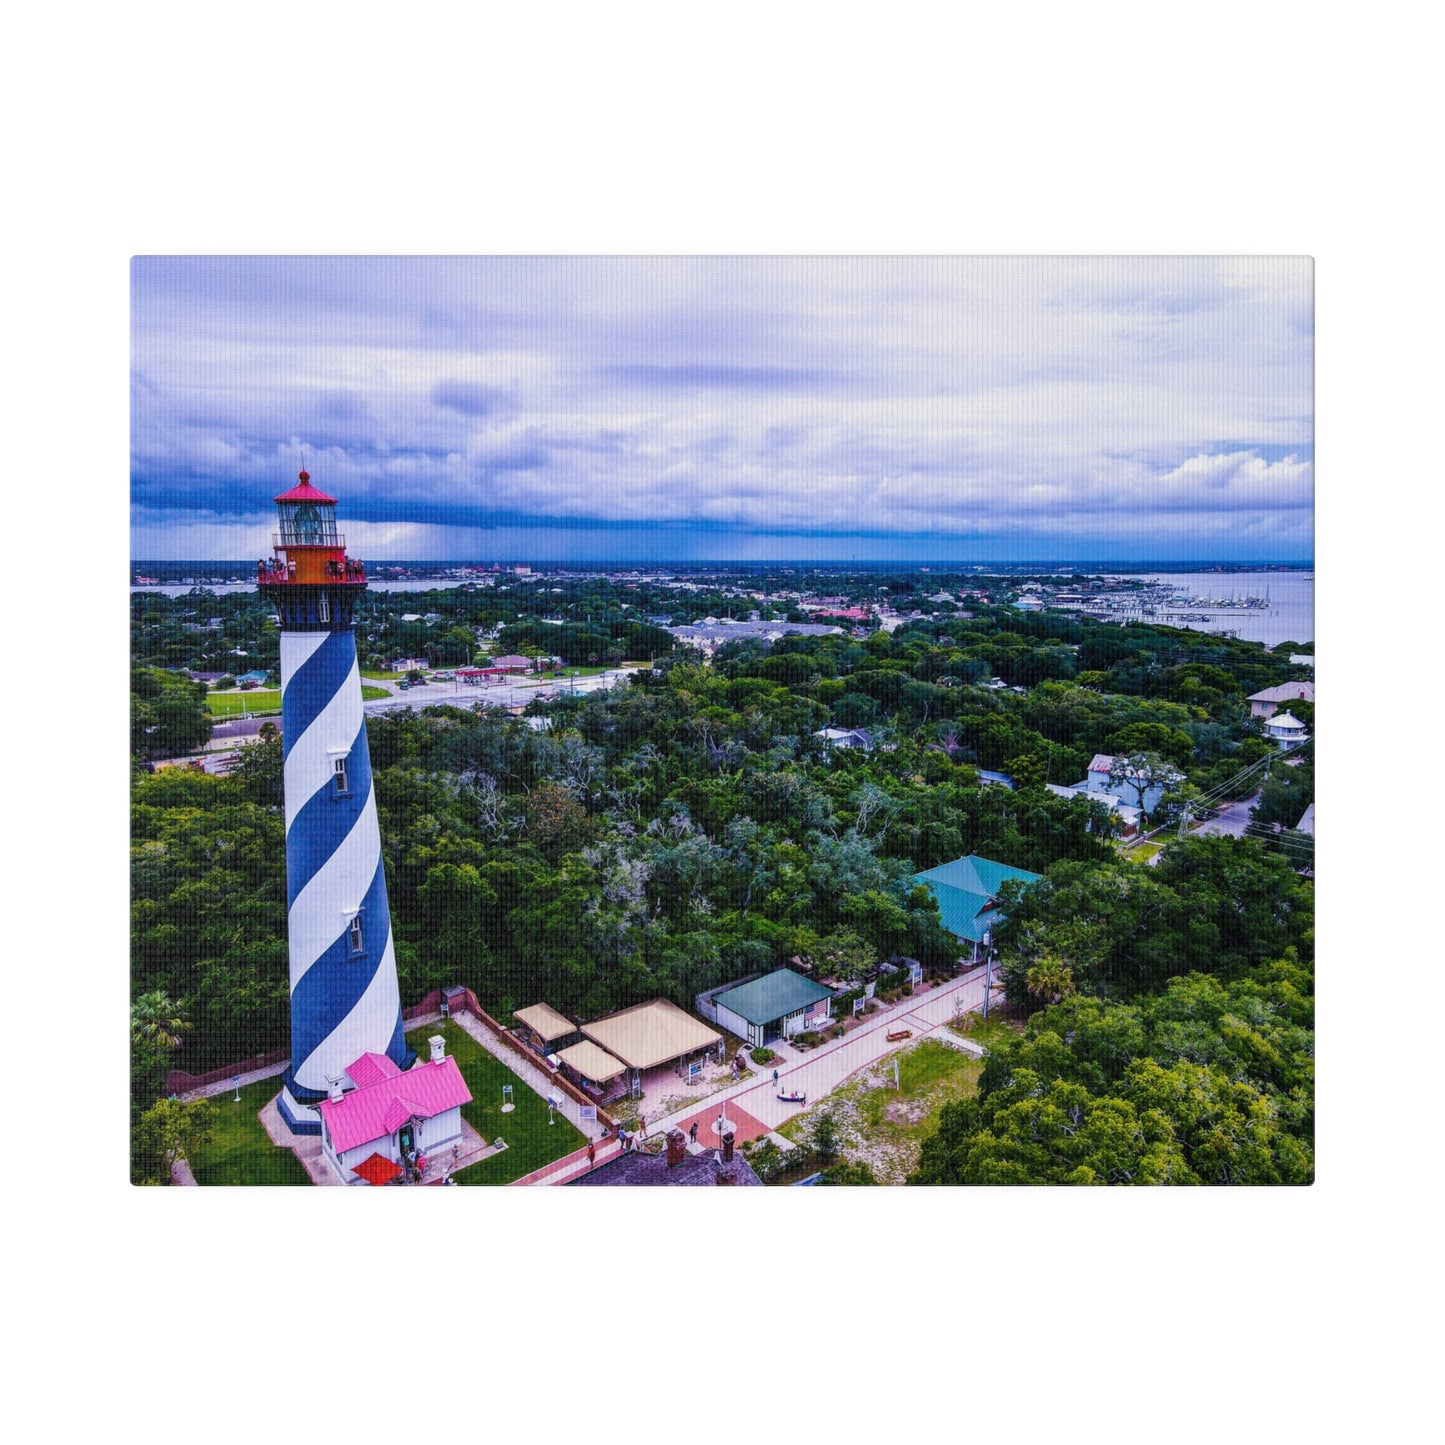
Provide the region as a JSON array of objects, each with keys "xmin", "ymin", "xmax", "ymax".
[{"xmin": 1193, "ymin": 790, "xmax": 1263, "ymax": 839}]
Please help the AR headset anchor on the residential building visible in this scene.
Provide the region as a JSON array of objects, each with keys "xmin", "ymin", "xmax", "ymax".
[
  {"xmin": 908, "ymin": 854, "xmax": 1043, "ymax": 962},
  {"xmin": 703, "ymin": 968, "xmax": 834, "ymax": 1048},
  {"xmin": 1247, "ymin": 681, "xmax": 1314, "ymax": 718}
]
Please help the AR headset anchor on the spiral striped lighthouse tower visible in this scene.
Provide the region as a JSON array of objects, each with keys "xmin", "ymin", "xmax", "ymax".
[{"xmin": 258, "ymin": 470, "xmax": 413, "ymax": 1134}]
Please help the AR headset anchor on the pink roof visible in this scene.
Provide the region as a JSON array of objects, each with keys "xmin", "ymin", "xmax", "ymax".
[
  {"xmin": 1088, "ymin": 754, "xmax": 1117, "ymax": 774},
  {"xmin": 273, "ymin": 470, "xmax": 338, "ymax": 505},
  {"xmin": 319, "ymin": 1056, "xmax": 473, "ymax": 1154},
  {"xmin": 347, "ymin": 1053, "xmax": 402, "ymax": 1088}
]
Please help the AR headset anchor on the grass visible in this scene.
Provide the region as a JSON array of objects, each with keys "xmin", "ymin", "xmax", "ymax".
[
  {"xmin": 361, "ymin": 668, "xmax": 403, "ymax": 680},
  {"xmin": 208, "ymin": 690, "xmax": 281, "ymax": 718},
  {"xmin": 407, "ymin": 1021, "xmax": 584, "ymax": 1185},
  {"xmin": 1122, "ymin": 839, "xmax": 1165, "ymax": 864},
  {"xmin": 776, "ymin": 1038, "xmax": 985, "ymax": 1184},
  {"xmin": 948, "ymin": 1011, "xmax": 1026, "ymax": 1053},
  {"xmin": 188, "ymin": 1078, "xmax": 311, "ymax": 1186},
  {"xmin": 360, "ymin": 684, "xmax": 390, "ymax": 700}
]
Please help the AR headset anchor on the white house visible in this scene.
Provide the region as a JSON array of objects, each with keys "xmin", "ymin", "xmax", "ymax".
[
  {"xmin": 1263, "ymin": 711, "xmax": 1310, "ymax": 750},
  {"xmin": 316, "ymin": 1036, "xmax": 473, "ymax": 1185},
  {"xmin": 814, "ymin": 726, "xmax": 874, "ymax": 752},
  {"xmin": 1075, "ymin": 754, "xmax": 1182, "ymax": 818}
]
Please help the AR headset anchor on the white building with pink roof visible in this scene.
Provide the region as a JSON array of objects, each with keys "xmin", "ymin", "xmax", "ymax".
[{"xmin": 317, "ymin": 1035, "xmax": 473, "ymax": 1185}]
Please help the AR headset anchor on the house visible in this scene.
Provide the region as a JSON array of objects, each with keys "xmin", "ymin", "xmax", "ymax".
[
  {"xmin": 814, "ymin": 726, "xmax": 874, "ymax": 752},
  {"xmin": 706, "ymin": 968, "xmax": 834, "ymax": 1048},
  {"xmin": 389, "ymin": 656, "xmax": 430, "ymax": 673},
  {"xmin": 1263, "ymin": 711, "xmax": 1310, "ymax": 750},
  {"xmin": 569, "ymin": 1126, "xmax": 762, "ymax": 1186},
  {"xmin": 1248, "ymin": 681, "xmax": 1314, "ymax": 718},
  {"xmin": 315, "ymin": 1036, "xmax": 473, "ymax": 1185},
  {"xmin": 978, "ymin": 769, "xmax": 1015, "ymax": 790},
  {"xmin": 1046, "ymin": 782, "xmax": 1143, "ymax": 836},
  {"xmin": 489, "ymin": 654, "xmax": 536, "ymax": 674},
  {"xmin": 1076, "ymin": 754, "xmax": 1181, "ymax": 817},
  {"xmin": 235, "ymin": 669, "xmax": 270, "ymax": 686},
  {"xmin": 908, "ymin": 854, "xmax": 1043, "ymax": 963}
]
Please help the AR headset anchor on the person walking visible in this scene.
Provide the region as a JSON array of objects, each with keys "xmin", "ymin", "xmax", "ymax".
[
  {"xmin": 587, "ymin": 1141, "xmax": 596, "ymax": 1168},
  {"xmin": 773, "ymin": 1068, "xmax": 780, "ymax": 1089},
  {"xmin": 689, "ymin": 1120, "xmax": 699, "ymax": 1144}
]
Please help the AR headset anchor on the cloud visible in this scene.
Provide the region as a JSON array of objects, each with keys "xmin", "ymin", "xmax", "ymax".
[
  {"xmin": 130, "ymin": 257, "xmax": 1313, "ymax": 559},
  {"xmin": 430, "ymin": 380, "xmax": 515, "ymax": 417}
]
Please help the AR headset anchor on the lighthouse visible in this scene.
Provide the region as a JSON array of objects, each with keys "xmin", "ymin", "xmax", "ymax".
[{"xmin": 258, "ymin": 469, "xmax": 413, "ymax": 1134}]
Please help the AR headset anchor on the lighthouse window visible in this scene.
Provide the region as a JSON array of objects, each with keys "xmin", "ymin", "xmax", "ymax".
[
  {"xmin": 348, "ymin": 916, "xmax": 365, "ymax": 956},
  {"xmin": 333, "ymin": 756, "xmax": 349, "ymax": 794},
  {"xmin": 318, "ymin": 594, "xmax": 330, "ymax": 623}
]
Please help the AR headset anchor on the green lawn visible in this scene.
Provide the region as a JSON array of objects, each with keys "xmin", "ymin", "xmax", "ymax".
[
  {"xmin": 188, "ymin": 1078, "xmax": 311, "ymax": 1186},
  {"xmin": 407, "ymin": 1021, "xmax": 584, "ymax": 1185},
  {"xmin": 361, "ymin": 668, "xmax": 403, "ymax": 680},
  {"xmin": 360, "ymin": 684, "xmax": 390, "ymax": 700},
  {"xmin": 1122, "ymin": 839, "xmax": 1165, "ymax": 864},
  {"xmin": 947, "ymin": 1011, "xmax": 1025, "ymax": 1053},
  {"xmin": 208, "ymin": 690, "xmax": 281, "ymax": 718}
]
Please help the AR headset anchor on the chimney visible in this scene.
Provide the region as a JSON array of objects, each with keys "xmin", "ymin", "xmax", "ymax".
[
  {"xmin": 325, "ymin": 1074, "xmax": 346, "ymax": 1104},
  {"xmin": 666, "ymin": 1128, "xmax": 687, "ymax": 1168},
  {"xmin": 721, "ymin": 1130, "xmax": 735, "ymax": 1163},
  {"xmin": 715, "ymin": 1166, "xmax": 737, "ymax": 1186},
  {"xmin": 428, "ymin": 1034, "xmax": 446, "ymax": 1064}
]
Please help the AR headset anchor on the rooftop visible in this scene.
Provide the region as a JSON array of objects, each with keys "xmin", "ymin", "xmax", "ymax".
[
  {"xmin": 318, "ymin": 1054, "xmax": 473, "ymax": 1154},
  {"xmin": 909, "ymin": 854, "xmax": 1043, "ymax": 944},
  {"xmin": 568, "ymin": 1148, "xmax": 762, "ymax": 1187},
  {"xmin": 712, "ymin": 968, "xmax": 834, "ymax": 1026},
  {"xmin": 580, "ymin": 998, "xmax": 721, "ymax": 1070}
]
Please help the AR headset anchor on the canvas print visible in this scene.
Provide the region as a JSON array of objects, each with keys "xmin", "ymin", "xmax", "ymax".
[{"xmin": 130, "ymin": 256, "xmax": 1314, "ymax": 1186}]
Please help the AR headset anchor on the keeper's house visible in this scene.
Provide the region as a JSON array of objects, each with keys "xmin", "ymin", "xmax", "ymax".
[{"xmin": 708, "ymin": 968, "xmax": 835, "ymax": 1048}]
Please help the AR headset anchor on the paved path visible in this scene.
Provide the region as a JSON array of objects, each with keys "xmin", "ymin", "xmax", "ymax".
[
  {"xmin": 1193, "ymin": 791, "xmax": 1264, "ymax": 840},
  {"xmin": 632, "ymin": 968, "xmax": 995, "ymax": 1138}
]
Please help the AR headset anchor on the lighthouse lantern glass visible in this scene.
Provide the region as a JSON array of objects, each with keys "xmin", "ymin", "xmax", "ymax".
[{"xmin": 277, "ymin": 499, "xmax": 339, "ymax": 547}]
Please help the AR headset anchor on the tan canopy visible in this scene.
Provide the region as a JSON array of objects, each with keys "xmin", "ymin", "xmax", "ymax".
[
  {"xmin": 514, "ymin": 1002, "xmax": 576, "ymax": 1043},
  {"xmin": 554, "ymin": 1040, "xmax": 628, "ymax": 1083},
  {"xmin": 581, "ymin": 999, "xmax": 721, "ymax": 1070}
]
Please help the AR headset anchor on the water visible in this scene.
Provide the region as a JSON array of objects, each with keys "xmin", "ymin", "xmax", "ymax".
[
  {"xmin": 132, "ymin": 568, "xmax": 1316, "ymax": 650},
  {"xmin": 130, "ymin": 578, "xmax": 479, "ymax": 599},
  {"xmin": 1119, "ymin": 571, "xmax": 1314, "ymax": 649}
]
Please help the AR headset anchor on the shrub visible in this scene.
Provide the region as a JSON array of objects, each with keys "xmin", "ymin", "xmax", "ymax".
[{"xmin": 750, "ymin": 1047, "xmax": 777, "ymax": 1065}]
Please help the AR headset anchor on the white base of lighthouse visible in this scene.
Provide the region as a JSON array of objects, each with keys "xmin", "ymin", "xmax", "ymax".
[{"xmin": 276, "ymin": 1086, "xmax": 324, "ymax": 1136}]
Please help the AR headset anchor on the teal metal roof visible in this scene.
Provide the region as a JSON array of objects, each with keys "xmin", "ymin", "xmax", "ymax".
[
  {"xmin": 909, "ymin": 855, "xmax": 1043, "ymax": 943},
  {"xmin": 713, "ymin": 968, "xmax": 834, "ymax": 1025}
]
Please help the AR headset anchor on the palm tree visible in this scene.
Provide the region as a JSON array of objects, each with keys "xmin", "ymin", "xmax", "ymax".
[
  {"xmin": 1024, "ymin": 955, "xmax": 1075, "ymax": 1010},
  {"xmin": 131, "ymin": 992, "xmax": 192, "ymax": 1051}
]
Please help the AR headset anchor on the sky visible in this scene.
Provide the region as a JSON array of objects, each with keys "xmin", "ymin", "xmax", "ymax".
[{"xmin": 131, "ymin": 256, "xmax": 1313, "ymax": 563}]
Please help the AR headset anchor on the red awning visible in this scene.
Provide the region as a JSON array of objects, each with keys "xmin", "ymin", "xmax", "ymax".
[{"xmin": 351, "ymin": 1152, "xmax": 402, "ymax": 1186}]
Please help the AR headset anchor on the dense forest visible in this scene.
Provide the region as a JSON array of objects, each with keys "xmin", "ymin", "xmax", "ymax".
[{"xmin": 131, "ymin": 579, "xmax": 1314, "ymax": 1182}]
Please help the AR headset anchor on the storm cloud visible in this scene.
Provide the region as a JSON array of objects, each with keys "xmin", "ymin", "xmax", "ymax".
[{"xmin": 130, "ymin": 256, "xmax": 1313, "ymax": 561}]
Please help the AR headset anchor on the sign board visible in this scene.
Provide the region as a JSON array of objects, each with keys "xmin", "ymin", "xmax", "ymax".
[
  {"xmin": 688, "ymin": 1060, "xmax": 703, "ymax": 1081},
  {"xmin": 502, "ymin": 1084, "xmax": 514, "ymax": 1102},
  {"xmin": 908, "ymin": 961, "xmax": 923, "ymax": 985},
  {"xmin": 863, "ymin": 981, "xmax": 876, "ymax": 1000},
  {"xmin": 578, "ymin": 1105, "xmax": 597, "ymax": 1125},
  {"xmin": 852, "ymin": 997, "xmax": 865, "ymax": 1017},
  {"xmin": 548, "ymin": 1089, "xmax": 565, "ymax": 1110}
]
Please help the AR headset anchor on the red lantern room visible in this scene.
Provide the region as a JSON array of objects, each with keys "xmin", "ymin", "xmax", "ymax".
[{"xmin": 258, "ymin": 469, "xmax": 366, "ymax": 628}]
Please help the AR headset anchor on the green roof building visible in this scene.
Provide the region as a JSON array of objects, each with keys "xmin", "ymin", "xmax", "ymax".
[
  {"xmin": 908, "ymin": 854, "xmax": 1043, "ymax": 958},
  {"xmin": 710, "ymin": 968, "xmax": 835, "ymax": 1049}
]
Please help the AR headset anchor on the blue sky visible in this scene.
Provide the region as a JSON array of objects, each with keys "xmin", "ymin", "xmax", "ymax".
[{"xmin": 131, "ymin": 257, "xmax": 1313, "ymax": 562}]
